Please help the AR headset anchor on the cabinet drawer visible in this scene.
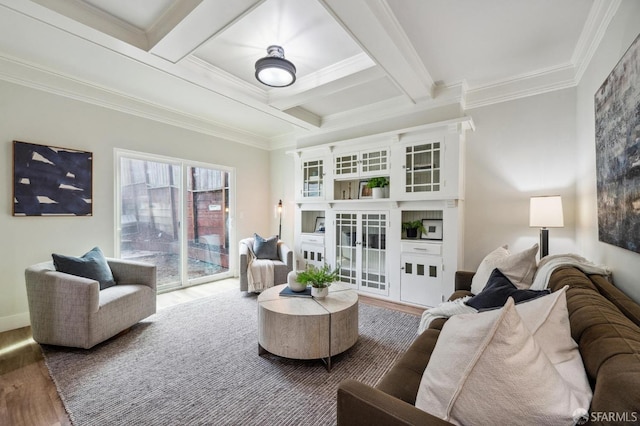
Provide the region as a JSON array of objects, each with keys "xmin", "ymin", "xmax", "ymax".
[
  {"xmin": 300, "ymin": 233, "xmax": 324, "ymax": 245},
  {"xmin": 401, "ymin": 241, "xmax": 442, "ymax": 255}
]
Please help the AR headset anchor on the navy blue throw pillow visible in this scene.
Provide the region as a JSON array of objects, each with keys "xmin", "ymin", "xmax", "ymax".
[
  {"xmin": 466, "ymin": 268, "xmax": 550, "ymax": 311},
  {"xmin": 52, "ymin": 246, "xmax": 116, "ymax": 290},
  {"xmin": 253, "ymin": 233, "xmax": 279, "ymax": 260}
]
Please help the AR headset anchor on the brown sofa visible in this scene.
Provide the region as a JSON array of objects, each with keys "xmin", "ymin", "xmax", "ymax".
[{"xmin": 337, "ymin": 267, "xmax": 640, "ymax": 425}]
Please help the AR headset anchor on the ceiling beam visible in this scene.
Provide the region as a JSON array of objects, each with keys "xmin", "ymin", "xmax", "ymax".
[
  {"xmin": 319, "ymin": 0, "xmax": 434, "ymax": 103},
  {"xmin": 149, "ymin": 0, "xmax": 265, "ymax": 63}
]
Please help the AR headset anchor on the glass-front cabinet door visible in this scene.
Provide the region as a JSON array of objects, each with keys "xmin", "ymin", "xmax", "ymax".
[
  {"xmin": 334, "ymin": 154, "xmax": 359, "ymax": 179},
  {"xmin": 360, "ymin": 149, "xmax": 388, "ymax": 177},
  {"xmin": 302, "ymin": 158, "xmax": 324, "ymax": 198},
  {"xmin": 335, "ymin": 213, "xmax": 357, "ymax": 286},
  {"xmin": 360, "ymin": 212, "xmax": 387, "ymax": 294},
  {"xmin": 334, "ymin": 211, "xmax": 388, "ymax": 295},
  {"xmin": 404, "ymin": 142, "xmax": 441, "ymax": 193},
  {"xmin": 333, "ymin": 148, "xmax": 389, "ymax": 180}
]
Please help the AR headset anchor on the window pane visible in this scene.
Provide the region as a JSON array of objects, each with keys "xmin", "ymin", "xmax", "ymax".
[
  {"xmin": 186, "ymin": 166, "xmax": 230, "ymax": 281},
  {"xmin": 120, "ymin": 157, "xmax": 181, "ymax": 290}
]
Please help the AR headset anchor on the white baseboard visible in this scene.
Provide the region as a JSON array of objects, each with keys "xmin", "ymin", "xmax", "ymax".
[{"xmin": 0, "ymin": 312, "xmax": 30, "ymax": 333}]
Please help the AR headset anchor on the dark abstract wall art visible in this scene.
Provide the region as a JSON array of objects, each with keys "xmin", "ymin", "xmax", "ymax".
[
  {"xmin": 595, "ymin": 33, "xmax": 640, "ymax": 252},
  {"xmin": 13, "ymin": 141, "xmax": 93, "ymax": 216}
]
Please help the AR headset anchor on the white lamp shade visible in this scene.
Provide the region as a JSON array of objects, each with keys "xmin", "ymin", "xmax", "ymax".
[{"xmin": 529, "ymin": 196, "xmax": 564, "ymax": 228}]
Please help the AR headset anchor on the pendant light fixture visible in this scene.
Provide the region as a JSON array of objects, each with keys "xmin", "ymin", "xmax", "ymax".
[{"xmin": 255, "ymin": 45, "xmax": 296, "ymax": 87}]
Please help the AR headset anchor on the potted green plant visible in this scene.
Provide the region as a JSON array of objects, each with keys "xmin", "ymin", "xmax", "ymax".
[
  {"xmin": 296, "ymin": 264, "xmax": 339, "ymax": 298},
  {"xmin": 366, "ymin": 177, "xmax": 389, "ymax": 199},
  {"xmin": 402, "ymin": 220, "xmax": 426, "ymax": 239}
]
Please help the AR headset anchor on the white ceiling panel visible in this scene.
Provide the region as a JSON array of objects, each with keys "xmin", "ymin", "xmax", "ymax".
[
  {"xmin": 0, "ymin": 0, "xmax": 619, "ymax": 149},
  {"xmin": 193, "ymin": 0, "xmax": 364, "ymax": 89},
  {"xmin": 82, "ymin": 0, "xmax": 178, "ymax": 31},
  {"xmin": 387, "ymin": 0, "xmax": 594, "ymax": 88}
]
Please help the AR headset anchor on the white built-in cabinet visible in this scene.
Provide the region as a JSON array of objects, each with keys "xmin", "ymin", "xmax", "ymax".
[
  {"xmin": 292, "ymin": 118, "xmax": 473, "ymax": 307},
  {"xmin": 400, "ymin": 241, "xmax": 443, "ymax": 307}
]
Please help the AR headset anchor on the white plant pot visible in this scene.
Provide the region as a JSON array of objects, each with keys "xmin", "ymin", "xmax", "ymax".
[
  {"xmin": 372, "ymin": 187, "xmax": 384, "ymax": 199},
  {"xmin": 287, "ymin": 270, "xmax": 307, "ymax": 292},
  {"xmin": 311, "ymin": 286, "xmax": 329, "ymax": 298}
]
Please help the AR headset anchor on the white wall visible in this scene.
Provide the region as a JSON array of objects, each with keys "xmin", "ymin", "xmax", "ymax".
[
  {"xmin": 0, "ymin": 80, "xmax": 272, "ymax": 332},
  {"xmin": 575, "ymin": 0, "xmax": 640, "ymax": 302},
  {"xmin": 269, "ymin": 148, "xmax": 296, "ymax": 245},
  {"xmin": 464, "ymin": 89, "xmax": 578, "ymax": 269}
]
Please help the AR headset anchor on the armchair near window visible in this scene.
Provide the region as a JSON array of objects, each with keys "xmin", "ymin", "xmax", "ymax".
[
  {"xmin": 25, "ymin": 258, "xmax": 156, "ymax": 349},
  {"xmin": 239, "ymin": 237, "xmax": 293, "ymax": 292}
]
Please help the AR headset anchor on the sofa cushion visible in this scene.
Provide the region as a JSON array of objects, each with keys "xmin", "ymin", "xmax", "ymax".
[
  {"xmin": 590, "ymin": 273, "xmax": 640, "ymax": 328},
  {"xmin": 547, "ymin": 267, "xmax": 640, "ymax": 413},
  {"xmin": 470, "ymin": 244, "xmax": 538, "ymax": 294},
  {"xmin": 253, "ymin": 234, "xmax": 278, "ymax": 260},
  {"xmin": 415, "ymin": 298, "xmax": 591, "ymax": 425},
  {"xmin": 52, "ymin": 246, "xmax": 116, "ymax": 290},
  {"xmin": 466, "ymin": 268, "xmax": 550, "ymax": 311}
]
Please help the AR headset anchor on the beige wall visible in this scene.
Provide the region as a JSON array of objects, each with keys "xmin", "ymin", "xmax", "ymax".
[
  {"xmin": 464, "ymin": 89, "xmax": 578, "ymax": 269},
  {"xmin": 0, "ymin": 80, "xmax": 272, "ymax": 331},
  {"xmin": 269, "ymin": 148, "xmax": 296, "ymax": 245},
  {"xmin": 575, "ymin": 0, "xmax": 640, "ymax": 302}
]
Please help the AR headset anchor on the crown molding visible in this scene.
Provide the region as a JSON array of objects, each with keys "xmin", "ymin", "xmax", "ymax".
[
  {"xmin": 572, "ymin": 0, "xmax": 622, "ymax": 84},
  {"xmin": 464, "ymin": 63, "xmax": 577, "ymax": 110},
  {"xmin": 0, "ymin": 53, "xmax": 272, "ymax": 150}
]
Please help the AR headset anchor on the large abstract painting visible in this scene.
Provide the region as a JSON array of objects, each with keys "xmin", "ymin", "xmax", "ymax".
[
  {"xmin": 13, "ymin": 141, "xmax": 93, "ymax": 216},
  {"xmin": 595, "ymin": 33, "xmax": 640, "ymax": 252}
]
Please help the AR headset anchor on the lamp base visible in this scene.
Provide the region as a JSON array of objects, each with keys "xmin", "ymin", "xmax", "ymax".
[{"xmin": 539, "ymin": 228, "xmax": 549, "ymax": 258}]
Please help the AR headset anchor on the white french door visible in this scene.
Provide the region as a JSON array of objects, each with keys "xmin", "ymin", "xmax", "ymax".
[
  {"xmin": 115, "ymin": 150, "xmax": 235, "ymax": 292},
  {"xmin": 334, "ymin": 211, "xmax": 388, "ymax": 295}
]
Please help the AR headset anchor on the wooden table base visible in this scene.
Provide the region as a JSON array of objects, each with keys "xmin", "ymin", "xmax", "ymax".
[{"xmin": 257, "ymin": 283, "xmax": 358, "ymax": 372}]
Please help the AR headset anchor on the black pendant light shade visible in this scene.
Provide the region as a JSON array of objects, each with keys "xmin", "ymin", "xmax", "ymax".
[{"xmin": 255, "ymin": 45, "xmax": 296, "ymax": 87}]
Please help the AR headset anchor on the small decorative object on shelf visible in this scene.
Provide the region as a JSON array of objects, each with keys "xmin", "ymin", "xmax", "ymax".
[
  {"xmin": 366, "ymin": 176, "xmax": 389, "ymax": 199},
  {"xmin": 421, "ymin": 219, "xmax": 443, "ymax": 240},
  {"xmin": 295, "ymin": 264, "xmax": 338, "ymax": 299},
  {"xmin": 402, "ymin": 220, "xmax": 426, "ymax": 239}
]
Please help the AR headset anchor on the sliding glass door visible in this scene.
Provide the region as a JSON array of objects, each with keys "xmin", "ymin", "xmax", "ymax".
[{"xmin": 116, "ymin": 150, "xmax": 233, "ymax": 291}]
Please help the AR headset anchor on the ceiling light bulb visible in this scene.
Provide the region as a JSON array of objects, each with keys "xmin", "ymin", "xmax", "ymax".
[{"xmin": 255, "ymin": 45, "xmax": 296, "ymax": 88}]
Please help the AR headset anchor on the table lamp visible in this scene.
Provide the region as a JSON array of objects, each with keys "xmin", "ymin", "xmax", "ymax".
[{"xmin": 529, "ymin": 195, "xmax": 564, "ymax": 258}]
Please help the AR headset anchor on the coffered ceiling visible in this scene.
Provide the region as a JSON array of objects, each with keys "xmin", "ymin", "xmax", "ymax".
[{"xmin": 0, "ymin": 0, "xmax": 619, "ymax": 149}]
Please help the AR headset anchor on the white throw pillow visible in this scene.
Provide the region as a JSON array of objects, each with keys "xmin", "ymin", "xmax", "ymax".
[
  {"xmin": 470, "ymin": 244, "xmax": 539, "ymax": 294},
  {"xmin": 479, "ymin": 287, "xmax": 591, "ymax": 395},
  {"xmin": 415, "ymin": 296, "xmax": 592, "ymax": 426}
]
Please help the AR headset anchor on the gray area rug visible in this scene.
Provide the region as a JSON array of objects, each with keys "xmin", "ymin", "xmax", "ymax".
[{"xmin": 43, "ymin": 287, "xmax": 420, "ymax": 426}]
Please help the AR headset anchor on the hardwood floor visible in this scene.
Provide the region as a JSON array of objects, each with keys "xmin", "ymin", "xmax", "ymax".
[{"xmin": 0, "ymin": 278, "xmax": 424, "ymax": 426}]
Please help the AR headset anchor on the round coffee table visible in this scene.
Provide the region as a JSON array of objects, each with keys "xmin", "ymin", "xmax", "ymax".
[{"xmin": 257, "ymin": 283, "xmax": 359, "ymax": 371}]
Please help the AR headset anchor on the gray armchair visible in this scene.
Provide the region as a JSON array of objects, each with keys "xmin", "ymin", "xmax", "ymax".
[
  {"xmin": 25, "ymin": 258, "xmax": 156, "ymax": 349},
  {"xmin": 239, "ymin": 237, "xmax": 293, "ymax": 292}
]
